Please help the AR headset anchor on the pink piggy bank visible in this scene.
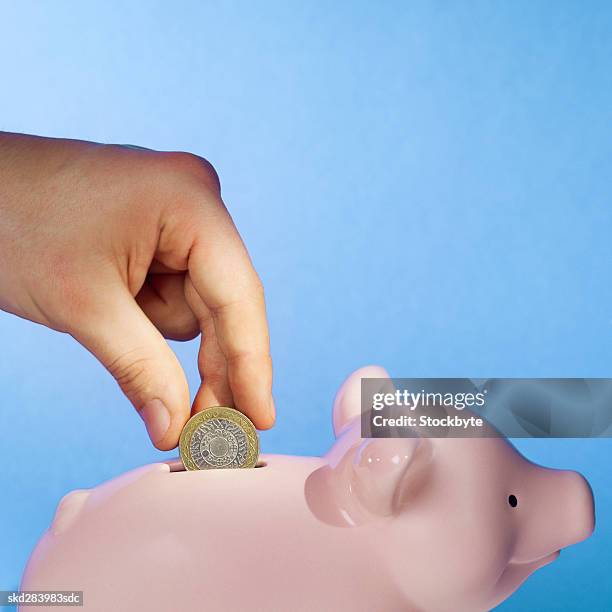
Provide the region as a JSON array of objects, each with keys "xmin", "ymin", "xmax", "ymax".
[{"xmin": 21, "ymin": 367, "xmax": 595, "ymax": 612}]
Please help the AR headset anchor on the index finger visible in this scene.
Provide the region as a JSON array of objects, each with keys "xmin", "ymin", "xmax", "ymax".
[{"xmin": 187, "ymin": 208, "xmax": 275, "ymax": 429}]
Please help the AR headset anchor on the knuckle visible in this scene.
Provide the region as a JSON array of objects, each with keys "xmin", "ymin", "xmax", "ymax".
[
  {"xmin": 193, "ymin": 157, "xmax": 221, "ymax": 193},
  {"xmin": 225, "ymin": 349, "xmax": 272, "ymax": 372},
  {"xmin": 106, "ymin": 349, "xmax": 156, "ymax": 400},
  {"xmin": 162, "ymin": 151, "xmax": 221, "ymax": 194},
  {"xmin": 202, "ymin": 365, "xmax": 227, "ymax": 389}
]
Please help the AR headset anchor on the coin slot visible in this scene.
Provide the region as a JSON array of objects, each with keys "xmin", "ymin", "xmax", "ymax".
[
  {"xmin": 165, "ymin": 457, "xmax": 185, "ymax": 472},
  {"xmin": 164, "ymin": 457, "xmax": 267, "ymax": 472}
]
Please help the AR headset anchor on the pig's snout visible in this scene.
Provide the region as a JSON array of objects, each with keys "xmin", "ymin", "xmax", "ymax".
[
  {"xmin": 512, "ymin": 468, "xmax": 595, "ymax": 565},
  {"xmin": 556, "ymin": 470, "xmax": 595, "ymax": 548}
]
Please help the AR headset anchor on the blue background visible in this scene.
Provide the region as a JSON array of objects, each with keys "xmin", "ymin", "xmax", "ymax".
[{"xmin": 0, "ymin": 1, "xmax": 611, "ymax": 609}]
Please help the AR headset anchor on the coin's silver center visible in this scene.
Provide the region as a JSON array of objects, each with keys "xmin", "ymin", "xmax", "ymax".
[
  {"xmin": 189, "ymin": 417, "xmax": 248, "ymax": 469},
  {"xmin": 209, "ymin": 436, "xmax": 229, "ymax": 457}
]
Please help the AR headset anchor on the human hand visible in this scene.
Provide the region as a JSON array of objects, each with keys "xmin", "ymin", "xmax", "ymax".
[{"xmin": 0, "ymin": 132, "xmax": 274, "ymax": 449}]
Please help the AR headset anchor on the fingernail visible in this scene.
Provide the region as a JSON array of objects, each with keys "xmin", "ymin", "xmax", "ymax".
[{"xmin": 139, "ymin": 399, "xmax": 171, "ymax": 444}]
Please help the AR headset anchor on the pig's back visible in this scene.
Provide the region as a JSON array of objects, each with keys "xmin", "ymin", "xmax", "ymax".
[{"xmin": 21, "ymin": 456, "xmax": 382, "ymax": 612}]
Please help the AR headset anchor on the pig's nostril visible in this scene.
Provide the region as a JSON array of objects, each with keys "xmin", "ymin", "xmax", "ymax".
[{"xmin": 508, "ymin": 494, "xmax": 518, "ymax": 508}]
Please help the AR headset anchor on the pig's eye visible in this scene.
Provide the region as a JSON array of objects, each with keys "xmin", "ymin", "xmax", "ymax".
[{"xmin": 508, "ymin": 494, "xmax": 518, "ymax": 508}]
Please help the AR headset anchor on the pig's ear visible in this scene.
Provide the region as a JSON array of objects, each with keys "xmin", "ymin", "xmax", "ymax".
[
  {"xmin": 351, "ymin": 437, "xmax": 423, "ymax": 516},
  {"xmin": 306, "ymin": 436, "xmax": 429, "ymax": 526},
  {"xmin": 333, "ymin": 365, "xmax": 392, "ymax": 436}
]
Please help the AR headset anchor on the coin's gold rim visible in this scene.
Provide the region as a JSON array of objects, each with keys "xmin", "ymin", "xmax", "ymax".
[{"xmin": 179, "ymin": 406, "xmax": 259, "ymax": 470}]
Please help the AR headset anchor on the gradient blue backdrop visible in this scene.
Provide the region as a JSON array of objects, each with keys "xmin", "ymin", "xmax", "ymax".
[{"xmin": 1, "ymin": 2, "xmax": 611, "ymax": 609}]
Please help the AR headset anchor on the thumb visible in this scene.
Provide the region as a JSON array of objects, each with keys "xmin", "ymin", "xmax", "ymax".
[{"xmin": 70, "ymin": 284, "xmax": 190, "ymax": 450}]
